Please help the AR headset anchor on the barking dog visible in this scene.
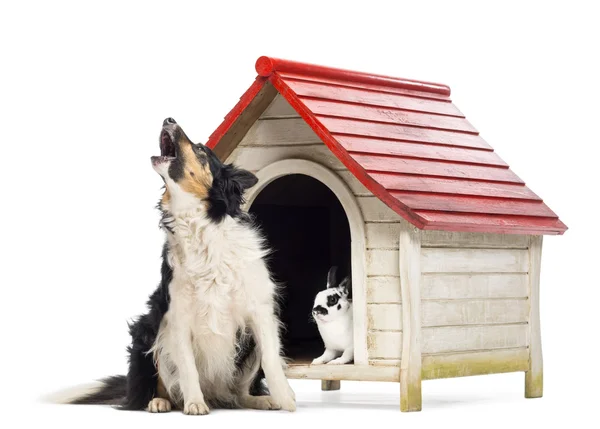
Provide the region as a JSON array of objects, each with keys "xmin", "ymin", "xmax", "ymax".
[{"xmin": 63, "ymin": 118, "xmax": 296, "ymax": 414}]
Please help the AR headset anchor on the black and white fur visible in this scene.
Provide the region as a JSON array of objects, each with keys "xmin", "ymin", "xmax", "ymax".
[
  {"xmin": 59, "ymin": 118, "xmax": 295, "ymax": 414},
  {"xmin": 311, "ymin": 266, "xmax": 354, "ymax": 365}
]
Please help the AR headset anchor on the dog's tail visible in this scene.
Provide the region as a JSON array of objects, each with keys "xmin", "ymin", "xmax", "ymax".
[{"xmin": 42, "ymin": 375, "xmax": 126, "ymax": 406}]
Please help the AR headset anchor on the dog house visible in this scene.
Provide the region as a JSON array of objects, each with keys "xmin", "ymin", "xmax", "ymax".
[{"xmin": 204, "ymin": 56, "xmax": 567, "ymax": 412}]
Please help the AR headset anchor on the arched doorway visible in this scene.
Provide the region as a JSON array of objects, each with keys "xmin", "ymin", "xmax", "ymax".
[
  {"xmin": 249, "ymin": 174, "xmax": 351, "ymax": 363},
  {"xmin": 243, "ymin": 159, "xmax": 368, "ymax": 365}
]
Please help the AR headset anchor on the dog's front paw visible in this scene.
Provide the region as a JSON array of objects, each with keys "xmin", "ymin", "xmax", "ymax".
[
  {"xmin": 277, "ymin": 393, "xmax": 297, "ymax": 412},
  {"xmin": 270, "ymin": 383, "xmax": 296, "ymax": 412},
  {"xmin": 311, "ymin": 357, "xmax": 325, "ymax": 365},
  {"xmin": 183, "ymin": 400, "xmax": 210, "ymax": 415}
]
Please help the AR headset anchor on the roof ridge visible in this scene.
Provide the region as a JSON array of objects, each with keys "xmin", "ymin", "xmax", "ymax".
[{"xmin": 255, "ymin": 56, "xmax": 451, "ymax": 97}]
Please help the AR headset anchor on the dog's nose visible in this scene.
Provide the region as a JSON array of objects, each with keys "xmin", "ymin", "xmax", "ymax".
[{"xmin": 163, "ymin": 117, "xmax": 176, "ymax": 126}]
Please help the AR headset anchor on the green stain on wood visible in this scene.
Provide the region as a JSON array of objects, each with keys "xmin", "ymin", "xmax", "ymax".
[
  {"xmin": 421, "ymin": 353, "xmax": 529, "ymax": 380},
  {"xmin": 400, "ymin": 367, "xmax": 422, "ymax": 412},
  {"xmin": 525, "ymin": 371, "xmax": 543, "ymax": 398},
  {"xmin": 400, "ymin": 381, "xmax": 422, "ymax": 412}
]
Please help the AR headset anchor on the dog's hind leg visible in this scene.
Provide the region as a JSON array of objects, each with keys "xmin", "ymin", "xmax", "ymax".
[{"xmin": 147, "ymin": 376, "xmax": 172, "ymax": 413}]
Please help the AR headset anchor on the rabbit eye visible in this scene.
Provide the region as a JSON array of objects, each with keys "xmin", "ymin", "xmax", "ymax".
[{"xmin": 327, "ymin": 294, "xmax": 340, "ymax": 307}]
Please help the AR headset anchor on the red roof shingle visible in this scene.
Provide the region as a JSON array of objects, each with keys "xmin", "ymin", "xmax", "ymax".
[{"xmin": 206, "ymin": 56, "xmax": 567, "ymax": 236}]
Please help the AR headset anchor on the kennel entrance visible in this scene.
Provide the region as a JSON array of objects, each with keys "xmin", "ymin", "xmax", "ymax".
[{"xmin": 248, "ymin": 173, "xmax": 351, "ymax": 364}]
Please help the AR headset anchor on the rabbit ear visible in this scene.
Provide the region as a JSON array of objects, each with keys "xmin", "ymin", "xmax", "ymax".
[
  {"xmin": 327, "ymin": 266, "xmax": 338, "ymax": 288},
  {"xmin": 339, "ymin": 276, "xmax": 351, "ymax": 296}
]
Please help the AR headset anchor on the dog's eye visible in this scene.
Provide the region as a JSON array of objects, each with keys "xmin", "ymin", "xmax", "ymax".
[{"xmin": 189, "ymin": 171, "xmax": 195, "ymax": 177}]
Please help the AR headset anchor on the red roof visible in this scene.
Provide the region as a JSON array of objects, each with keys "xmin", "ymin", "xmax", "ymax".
[{"xmin": 206, "ymin": 56, "xmax": 567, "ymax": 236}]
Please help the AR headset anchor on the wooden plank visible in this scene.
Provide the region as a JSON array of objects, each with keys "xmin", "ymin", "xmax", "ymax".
[
  {"xmin": 371, "ymin": 349, "xmax": 530, "ymax": 379},
  {"xmin": 366, "ymin": 223, "xmax": 401, "ymax": 248},
  {"xmin": 319, "ymin": 116, "xmax": 492, "ymax": 150},
  {"xmin": 239, "ymin": 117, "xmax": 322, "ymax": 146},
  {"xmin": 399, "ymin": 224, "xmax": 422, "ymax": 412},
  {"xmin": 280, "ymin": 72, "xmax": 456, "ymax": 104},
  {"xmin": 285, "ymin": 364, "xmax": 399, "ymax": 382},
  {"xmin": 368, "ymin": 300, "xmax": 527, "ymax": 330},
  {"xmin": 370, "ymin": 359, "xmax": 402, "ymax": 367},
  {"xmin": 369, "ymin": 325, "xmax": 530, "ymax": 358},
  {"xmin": 422, "ymin": 299, "xmax": 529, "ymax": 327},
  {"xmin": 422, "ymin": 348, "xmax": 530, "ymax": 380},
  {"xmin": 207, "ymin": 79, "xmax": 277, "ymax": 161},
  {"xmin": 416, "ymin": 211, "xmax": 567, "ymax": 236},
  {"xmin": 526, "ymin": 235, "xmax": 543, "ymax": 398},
  {"xmin": 352, "ymin": 154, "xmax": 524, "ymax": 184},
  {"xmin": 366, "ymin": 249, "xmax": 400, "ymax": 276},
  {"xmin": 368, "ymin": 303, "xmax": 402, "ymax": 331},
  {"xmin": 368, "ymin": 331, "xmax": 403, "ymax": 359},
  {"xmin": 422, "ymin": 324, "xmax": 529, "ymax": 354},
  {"xmin": 260, "ymin": 94, "xmax": 299, "ymax": 118},
  {"xmin": 421, "ymin": 248, "xmax": 529, "ymax": 273},
  {"xmin": 421, "ymin": 231, "xmax": 530, "ymax": 248},
  {"xmin": 421, "ymin": 273, "xmax": 528, "ymax": 299},
  {"xmin": 227, "ymin": 145, "xmax": 345, "ymax": 172},
  {"xmin": 358, "ymin": 196, "xmax": 402, "ymax": 222},
  {"xmin": 367, "ymin": 276, "xmax": 402, "ymax": 303},
  {"xmin": 392, "ymin": 192, "xmax": 556, "ymax": 217},
  {"xmin": 371, "ymin": 172, "xmax": 541, "ymax": 201},
  {"xmin": 337, "ymin": 171, "xmax": 371, "ymax": 196},
  {"xmin": 302, "ymin": 98, "xmax": 477, "ymax": 133},
  {"xmin": 336, "ymin": 135, "xmax": 508, "ymax": 167}
]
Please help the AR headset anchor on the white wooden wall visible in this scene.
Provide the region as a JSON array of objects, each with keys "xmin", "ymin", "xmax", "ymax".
[
  {"xmin": 368, "ymin": 229, "xmax": 532, "ymax": 374},
  {"xmin": 228, "ymin": 94, "xmax": 533, "ymax": 378}
]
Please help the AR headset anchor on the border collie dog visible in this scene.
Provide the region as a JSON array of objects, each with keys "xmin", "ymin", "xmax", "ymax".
[{"xmin": 65, "ymin": 118, "xmax": 296, "ymax": 414}]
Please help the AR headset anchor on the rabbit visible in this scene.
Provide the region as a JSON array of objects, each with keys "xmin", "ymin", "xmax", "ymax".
[{"xmin": 311, "ymin": 266, "xmax": 354, "ymax": 365}]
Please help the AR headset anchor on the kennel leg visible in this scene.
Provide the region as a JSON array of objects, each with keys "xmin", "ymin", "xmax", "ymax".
[
  {"xmin": 321, "ymin": 380, "xmax": 340, "ymax": 391},
  {"xmin": 525, "ymin": 236, "xmax": 543, "ymax": 398},
  {"xmin": 399, "ymin": 225, "xmax": 422, "ymax": 412},
  {"xmin": 400, "ymin": 371, "xmax": 422, "ymax": 412},
  {"xmin": 525, "ymin": 369, "xmax": 543, "ymax": 398}
]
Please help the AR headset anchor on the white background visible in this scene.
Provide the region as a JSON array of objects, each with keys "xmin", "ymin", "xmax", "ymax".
[{"xmin": 1, "ymin": 0, "xmax": 598, "ymax": 427}]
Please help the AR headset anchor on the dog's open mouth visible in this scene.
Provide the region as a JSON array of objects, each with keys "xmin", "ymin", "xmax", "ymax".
[
  {"xmin": 160, "ymin": 130, "xmax": 176, "ymax": 159},
  {"xmin": 152, "ymin": 129, "xmax": 177, "ymax": 166}
]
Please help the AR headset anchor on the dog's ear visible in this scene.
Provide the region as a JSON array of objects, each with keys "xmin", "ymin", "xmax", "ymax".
[
  {"xmin": 207, "ymin": 163, "xmax": 258, "ymax": 220},
  {"xmin": 327, "ymin": 266, "xmax": 338, "ymax": 289},
  {"xmin": 228, "ymin": 167, "xmax": 258, "ymax": 193},
  {"xmin": 219, "ymin": 164, "xmax": 258, "ymax": 213}
]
